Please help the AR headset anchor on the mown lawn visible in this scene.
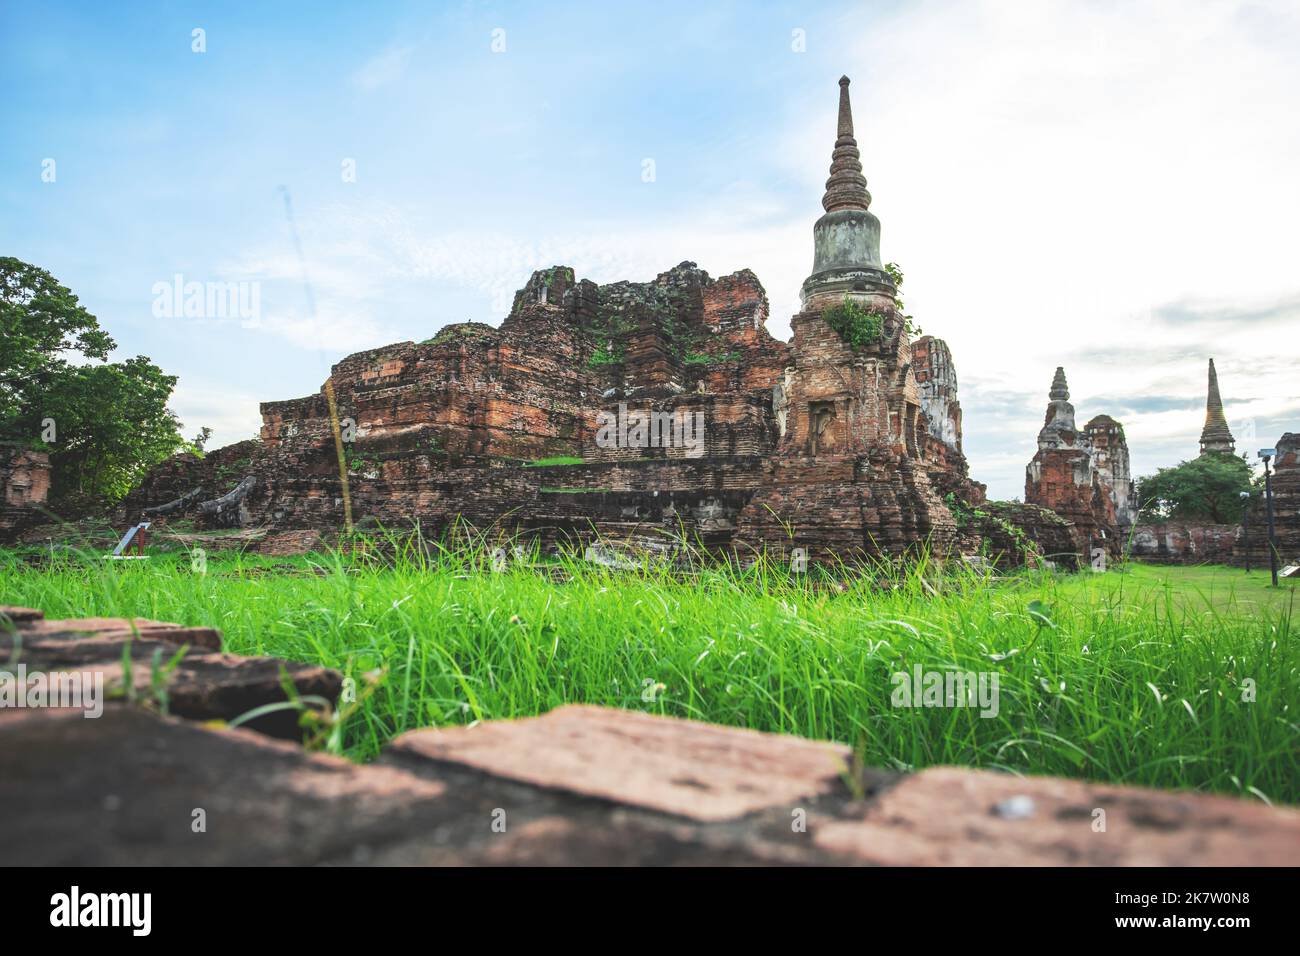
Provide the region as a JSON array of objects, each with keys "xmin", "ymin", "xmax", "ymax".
[{"xmin": 2, "ymin": 544, "xmax": 1296, "ymax": 804}]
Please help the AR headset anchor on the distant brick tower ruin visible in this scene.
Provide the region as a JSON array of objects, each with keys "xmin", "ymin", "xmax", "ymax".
[
  {"xmin": 1025, "ymin": 368, "xmax": 1135, "ymax": 557},
  {"xmin": 1198, "ymin": 358, "xmax": 1236, "ymax": 456}
]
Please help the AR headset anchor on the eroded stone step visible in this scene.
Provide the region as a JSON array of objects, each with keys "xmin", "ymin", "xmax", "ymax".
[
  {"xmin": 13, "ymin": 615, "xmax": 222, "ymax": 651},
  {"xmin": 2, "ymin": 607, "xmax": 339, "ymax": 739}
]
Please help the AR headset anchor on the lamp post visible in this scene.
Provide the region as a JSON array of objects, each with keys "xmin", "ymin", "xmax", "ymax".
[
  {"xmin": 1239, "ymin": 490, "xmax": 1252, "ymax": 574},
  {"xmin": 1259, "ymin": 448, "xmax": 1279, "ymax": 587}
]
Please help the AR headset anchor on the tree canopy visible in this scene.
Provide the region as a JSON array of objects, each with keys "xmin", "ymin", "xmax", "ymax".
[
  {"xmin": 0, "ymin": 257, "xmax": 189, "ymax": 506},
  {"xmin": 1136, "ymin": 453, "xmax": 1256, "ymax": 524}
]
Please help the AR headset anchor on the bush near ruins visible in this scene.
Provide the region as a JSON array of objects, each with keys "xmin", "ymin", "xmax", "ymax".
[
  {"xmin": 822, "ymin": 297, "xmax": 886, "ymax": 351},
  {"xmin": 1137, "ymin": 454, "xmax": 1255, "ymax": 523},
  {"xmin": 822, "ymin": 263, "xmax": 922, "ymax": 351}
]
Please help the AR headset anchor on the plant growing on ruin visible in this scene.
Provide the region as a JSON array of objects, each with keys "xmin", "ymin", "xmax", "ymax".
[
  {"xmin": 424, "ymin": 323, "xmax": 495, "ymax": 347},
  {"xmin": 822, "ymin": 297, "xmax": 885, "ymax": 351},
  {"xmin": 944, "ymin": 492, "xmax": 973, "ymax": 530},
  {"xmin": 113, "ymin": 630, "xmax": 190, "ymax": 717},
  {"xmin": 885, "ymin": 261, "xmax": 921, "ymax": 338},
  {"xmin": 541, "ymin": 266, "xmax": 574, "ymax": 290},
  {"xmin": 587, "ymin": 344, "xmax": 624, "ymax": 367},
  {"xmin": 345, "ymin": 449, "xmax": 379, "ymax": 474},
  {"xmin": 526, "ymin": 456, "xmax": 585, "ymax": 468}
]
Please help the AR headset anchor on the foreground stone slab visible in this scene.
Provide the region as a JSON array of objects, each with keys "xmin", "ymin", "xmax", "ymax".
[
  {"xmin": 3, "ymin": 701, "xmax": 1296, "ymax": 865},
  {"xmin": 388, "ymin": 704, "xmax": 862, "ymax": 822},
  {"xmin": 813, "ymin": 766, "xmax": 1300, "ymax": 866},
  {"xmin": 0, "ymin": 707, "xmax": 815, "ymax": 865},
  {"xmin": 0, "ymin": 707, "xmax": 447, "ymax": 865}
]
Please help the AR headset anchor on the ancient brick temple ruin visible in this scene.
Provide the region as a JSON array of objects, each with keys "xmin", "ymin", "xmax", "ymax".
[
  {"xmin": 1024, "ymin": 368, "xmax": 1138, "ymax": 559},
  {"xmin": 107, "ymin": 76, "xmax": 1023, "ymax": 566},
  {"xmin": 89, "ymin": 77, "xmax": 1293, "ymax": 571}
]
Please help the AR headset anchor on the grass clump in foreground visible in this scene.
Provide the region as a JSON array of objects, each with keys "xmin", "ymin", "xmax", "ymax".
[{"xmin": 1, "ymin": 535, "xmax": 1296, "ymax": 805}]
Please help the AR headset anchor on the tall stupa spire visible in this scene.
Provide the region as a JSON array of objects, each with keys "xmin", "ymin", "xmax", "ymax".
[
  {"xmin": 1198, "ymin": 358, "xmax": 1235, "ymax": 455},
  {"xmin": 800, "ymin": 75, "xmax": 894, "ymax": 310},
  {"xmin": 821, "ymin": 76, "xmax": 871, "ymax": 213},
  {"xmin": 1049, "ymin": 366, "xmax": 1070, "ymax": 402},
  {"xmin": 1037, "ymin": 366, "xmax": 1078, "ymax": 448}
]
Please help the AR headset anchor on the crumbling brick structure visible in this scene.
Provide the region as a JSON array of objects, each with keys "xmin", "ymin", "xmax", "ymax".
[
  {"xmin": 1238, "ymin": 432, "xmax": 1300, "ymax": 569},
  {"xmin": 912, "ymin": 335, "xmax": 984, "ymax": 503},
  {"xmin": 1024, "ymin": 369, "xmax": 1136, "ymax": 560},
  {"xmin": 1128, "ymin": 523, "xmax": 1241, "ymax": 565},
  {"xmin": 0, "ymin": 442, "xmax": 50, "ymax": 537},
  {"xmin": 1083, "ymin": 414, "xmax": 1137, "ymax": 530}
]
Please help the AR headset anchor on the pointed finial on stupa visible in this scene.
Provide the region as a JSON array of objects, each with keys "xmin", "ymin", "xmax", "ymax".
[
  {"xmin": 1049, "ymin": 366, "xmax": 1070, "ymax": 402},
  {"xmin": 821, "ymin": 75, "xmax": 871, "ymax": 214},
  {"xmin": 1199, "ymin": 358, "xmax": 1235, "ymax": 455}
]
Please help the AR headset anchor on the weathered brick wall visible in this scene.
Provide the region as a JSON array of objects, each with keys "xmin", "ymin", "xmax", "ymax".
[
  {"xmin": 1128, "ymin": 523, "xmax": 1241, "ymax": 565},
  {"xmin": 1026, "ymin": 447, "xmax": 1111, "ymax": 559},
  {"xmin": 1084, "ymin": 415, "xmax": 1137, "ymax": 528},
  {"xmin": 0, "ymin": 443, "xmax": 51, "ymax": 539},
  {"xmin": 911, "ymin": 335, "xmax": 984, "ymax": 503}
]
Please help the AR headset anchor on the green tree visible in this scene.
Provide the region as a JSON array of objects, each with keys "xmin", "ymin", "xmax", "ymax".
[
  {"xmin": 0, "ymin": 257, "xmax": 189, "ymax": 506},
  {"xmin": 1136, "ymin": 454, "xmax": 1255, "ymax": 523},
  {"xmin": 41, "ymin": 358, "xmax": 186, "ymax": 503},
  {"xmin": 1, "ymin": 257, "xmax": 114, "ymax": 433}
]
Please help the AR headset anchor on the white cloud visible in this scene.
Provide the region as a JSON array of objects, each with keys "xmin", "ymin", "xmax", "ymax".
[
  {"xmin": 351, "ymin": 45, "xmax": 412, "ymax": 91},
  {"xmin": 168, "ymin": 383, "xmax": 265, "ymax": 450}
]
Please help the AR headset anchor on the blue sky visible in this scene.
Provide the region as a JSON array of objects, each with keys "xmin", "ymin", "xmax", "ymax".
[{"xmin": 3, "ymin": 0, "xmax": 1298, "ymax": 499}]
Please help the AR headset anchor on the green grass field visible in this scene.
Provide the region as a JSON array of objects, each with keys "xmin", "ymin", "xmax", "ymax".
[{"xmin": 3, "ymin": 541, "xmax": 1296, "ymax": 804}]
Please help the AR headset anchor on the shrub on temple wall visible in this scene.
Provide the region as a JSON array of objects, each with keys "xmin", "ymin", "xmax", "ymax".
[{"xmin": 822, "ymin": 297, "xmax": 885, "ymax": 351}]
